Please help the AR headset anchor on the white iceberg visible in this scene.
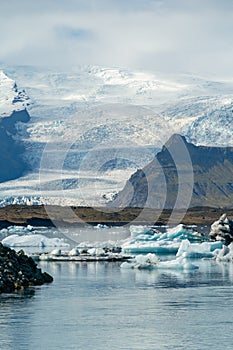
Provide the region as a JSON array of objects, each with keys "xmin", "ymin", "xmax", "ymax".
[
  {"xmin": 87, "ymin": 248, "xmax": 106, "ymax": 256},
  {"xmin": 176, "ymin": 239, "xmax": 222, "ymax": 259},
  {"xmin": 2, "ymin": 234, "xmax": 70, "ymax": 248},
  {"xmin": 68, "ymin": 248, "xmax": 80, "ymax": 256},
  {"xmin": 209, "ymin": 214, "xmax": 233, "ymax": 245},
  {"xmin": 122, "ymin": 240, "xmax": 180, "ymax": 255},
  {"xmin": 129, "ymin": 225, "xmax": 157, "ymax": 237},
  {"xmin": 216, "ymin": 243, "xmax": 233, "ymax": 262},
  {"xmin": 95, "ymin": 224, "xmax": 109, "ymax": 229},
  {"xmin": 122, "ymin": 224, "xmax": 206, "ymax": 255},
  {"xmin": 121, "ymin": 253, "xmax": 198, "ymax": 271}
]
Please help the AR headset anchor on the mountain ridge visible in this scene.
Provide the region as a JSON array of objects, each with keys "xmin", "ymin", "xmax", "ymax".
[
  {"xmin": 113, "ymin": 134, "xmax": 233, "ymax": 209},
  {"xmin": 0, "ymin": 66, "xmax": 232, "ymax": 206}
]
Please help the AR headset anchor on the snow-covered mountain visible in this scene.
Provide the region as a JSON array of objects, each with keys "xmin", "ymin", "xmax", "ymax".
[
  {"xmin": 0, "ymin": 71, "xmax": 30, "ymax": 117},
  {"xmin": 0, "ymin": 72, "xmax": 30, "ymax": 184},
  {"xmin": 0, "ymin": 66, "xmax": 232, "ymax": 207}
]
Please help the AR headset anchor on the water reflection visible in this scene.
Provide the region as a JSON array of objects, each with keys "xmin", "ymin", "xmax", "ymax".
[
  {"xmin": 121, "ymin": 260, "xmax": 233, "ymax": 289},
  {"xmin": 0, "ymin": 289, "xmax": 35, "ymax": 350},
  {"xmin": 1, "ymin": 259, "xmax": 233, "ymax": 350}
]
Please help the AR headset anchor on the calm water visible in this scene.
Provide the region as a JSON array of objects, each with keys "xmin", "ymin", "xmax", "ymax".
[{"xmin": 1, "ymin": 258, "xmax": 233, "ymax": 350}]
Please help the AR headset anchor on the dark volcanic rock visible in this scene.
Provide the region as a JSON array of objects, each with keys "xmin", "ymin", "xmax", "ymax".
[
  {"xmin": 0, "ymin": 243, "xmax": 53, "ymax": 293},
  {"xmin": 0, "ymin": 109, "xmax": 30, "ymax": 182},
  {"xmin": 113, "ymin": 134, "xmax": 233, "ymax": 209}
]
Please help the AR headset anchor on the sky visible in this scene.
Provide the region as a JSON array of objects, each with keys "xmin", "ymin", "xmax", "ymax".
[{"xmin": 0, "ymin": 0, "xmax": 232, "ymax": 79}]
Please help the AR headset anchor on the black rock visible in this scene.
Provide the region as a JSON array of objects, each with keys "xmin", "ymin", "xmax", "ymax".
[{"xmin": 0, "ymin": 243, "xmax": 53, "ymax": 294}]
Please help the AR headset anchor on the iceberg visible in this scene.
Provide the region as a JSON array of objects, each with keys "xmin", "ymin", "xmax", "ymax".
[
  {"xmin": 95, "ymin": 224, "xmax": 109, "ymax": 229},
  {"xmin": 0, "ymin": 225, "xmax": 54, "ymax": 236},
  {"xmin": 216, "ymin": 242, "xmax": 233, "ymax": 262},
  {"xmin": 122, "ymin": 240, "xmax": 180, "ymax": 255},
  {"xmin": 1, "ymin": 234, "xmax": 70, "ymax": 248},
  {"xmin": 121, "ymin": 253, "xmax": 198, "ymax": 271},
  {"xmin": 87, "ymin": 247, "xmax": 106, "ymax": 256},
  {"xmin": 209, "ymin": 214, "xmax": 233, "ymax": 245},
  {"xmin": 176, "ymin": 239, "xmax": 222, "ymax": 259},
  {"xmin": 129, "ymin": 225, "xmax": 157, "ymax": 237},
  {"xmin": 122, "ymin": 224, "xmax": 206, "ymax": 255}
]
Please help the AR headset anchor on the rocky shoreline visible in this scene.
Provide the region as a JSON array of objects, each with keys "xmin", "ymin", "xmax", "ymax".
[
  {"xmin": 0, "ymin": 243, "xmax": 53, "ymax": 294},
  {"xmin": 0, "ymin": 205, "xmax": 233, "ymax": 227}
]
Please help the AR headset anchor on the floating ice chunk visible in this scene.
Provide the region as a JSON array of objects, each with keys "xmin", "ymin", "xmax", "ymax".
[
  {"xmin": 120, "ymin": 254, "xmax": 198, "ymax": 270},
  {"xmin": 176, "ymin": 239, "xmax": 222, "ymax": 259},
  {"xmin": 2, "ymin": 234, "xmax": 70, "ymax": 248},
  {"xmin": 123, "ymin": 224, "xmax": 207, "ymax": 256},
  {"xmin": 68, "ymin": 248, "xmax": 80, "ymax": 256},
  {"xmin": 158, "ymin": 257, "xmax": 198, "ymax": 270},
  {"xmin": 129, "ymin": 225, "xmax": 156, "ymax": 237},
  {"xmin": 121, "ymin": 253, "xmax": 159, "ymax": 269},
  {"xmin": 121, "ymin": 241, "xmax": 180, "ymax": 255},
  {"xmin": 120, "ymin": 261, "xmax": 134, "ymax": 269},
  {"xmin": 216, "ymin": 243, "xmax": 233, "ymax": 262},
  {"xmin": 166, "ymin": 224, "xmax": 205, "ymax": 242},
  {"xmin": 50, "ymin": 248, "xmax": 62, "ymax": 256},
  {"xmin": 209, "ymin": 214, "xmax": 233, "ymax": 244},
  {"xmin": 95, "ymin": 224, "xmax": 109, "ymax": 229},
  {"xmin": 88, "ymin": 248, "xmax": 105, "ymax": 256}
]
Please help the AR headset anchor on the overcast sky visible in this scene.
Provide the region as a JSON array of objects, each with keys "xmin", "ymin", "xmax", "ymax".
[{"xmin": 0, "ymin": 0, "xmax": 232, "ymax": 79}]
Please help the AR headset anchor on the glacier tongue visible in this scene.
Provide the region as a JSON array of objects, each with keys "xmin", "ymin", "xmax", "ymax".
[{"xmin": 0, "ymin": 66, "xmax": 232, "ymax": 206}]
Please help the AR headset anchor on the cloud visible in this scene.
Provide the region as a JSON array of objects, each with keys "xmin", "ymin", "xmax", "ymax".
[
  {"xmin": 0, "ymin": 0, "xmax": 232, "ymax": 78},
  {"xmin": 56, "ymin": 26, "xmax": 93, "ymax": 41}
]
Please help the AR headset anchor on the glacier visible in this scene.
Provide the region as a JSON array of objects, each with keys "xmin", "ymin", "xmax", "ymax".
[{"xmin": 0, "ymin": 66, "xmax": 232, "ymax": 206}]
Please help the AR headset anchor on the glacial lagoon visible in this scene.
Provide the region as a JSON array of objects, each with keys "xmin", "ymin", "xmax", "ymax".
[
  {"xmin": 1, "ymin": 258, "xmax": 233, "ymax": 350},
  {"xmin": 1, "ymin": 224, "xmax": 233, "ymax": 350}
]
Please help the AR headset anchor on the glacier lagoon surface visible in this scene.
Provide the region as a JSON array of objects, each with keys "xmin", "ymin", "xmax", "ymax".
[{"xmin": 1, "ymin": 256, "xmax": 233, "ymax": 350}]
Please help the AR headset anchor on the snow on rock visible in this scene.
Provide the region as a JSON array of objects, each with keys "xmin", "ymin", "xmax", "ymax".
[
  {"xmin": 1, "ymin": 234, "xmax": 70, "ymax": 248},
  {"xmin": 209, "ymin": 214, "xmax": 233, "ymax": 245},
  {"xmin": 0, "ymin": 71, "xmax": 30, "ymax": 117}
]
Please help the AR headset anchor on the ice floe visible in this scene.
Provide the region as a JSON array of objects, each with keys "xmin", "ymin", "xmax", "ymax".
[
  {"xmin": 1, "ymin": 234, "xmax": 70, "ymax": 248},
  {"xmin": 215, "ymin": 243, "xmax": 233, "ymax": 262},
  {"xmin": 122, "ymin": 224, "xmax": 206, "ymax": 255},
  {"xmin": 176, "ymin": 239, "xmax": 222, "ymax": 259},
  {"xmin": 209, "ymin": 214, "xmax": 233, "ymax": 245},
  {"xmin": 121, "ymin": 253, "xmax": 199, "ymax": 271}
]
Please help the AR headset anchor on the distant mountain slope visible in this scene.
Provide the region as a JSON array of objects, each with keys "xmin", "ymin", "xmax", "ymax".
[
  {"xmin": 113, "ymin": 134, "xmax": 233, "ymax": 209},
  {"xmin": 0, "ymin": 72, "xmax": 30, "ymax": 182},
  {"xmin": 0, "ymin": 66, "xmax": 232, "ymax": 206}
]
